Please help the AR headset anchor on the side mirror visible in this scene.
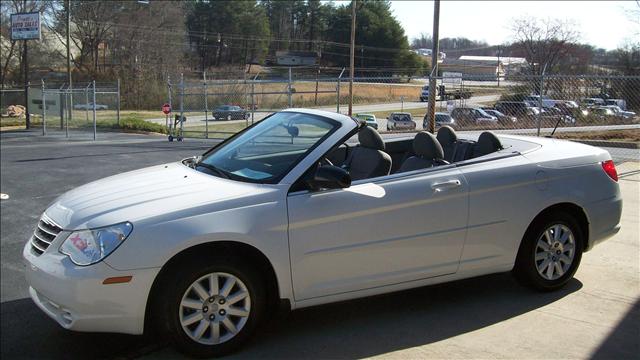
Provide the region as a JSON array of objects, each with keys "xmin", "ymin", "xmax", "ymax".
[{"xmin": 306, "ymin": 165, "xmax": 351, "ymax": 191}]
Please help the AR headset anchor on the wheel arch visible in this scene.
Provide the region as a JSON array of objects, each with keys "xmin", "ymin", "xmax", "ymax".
[
  {"xmin": 143, "ymin": 240, "xmax": 282, "ymax": 334},
  {"xmin": 525, "ymin": 202, "xmax": 590, "ymax": 251}
]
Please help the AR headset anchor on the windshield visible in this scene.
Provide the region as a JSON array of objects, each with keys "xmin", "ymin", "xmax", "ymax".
[
  {"xmin": 435, "ymin": 114, "xmax": 451, "ymax": 122},
  {"xmin": 393, "ymin": 114, "xmax": 411, "ymax": 121},
  {"xmin": 356, "ymin": 114, "xmax": 374, "ymax": 121},
  {"xmin": 198, "ymin": 112, "xmax": 340, "ymax": 183}
]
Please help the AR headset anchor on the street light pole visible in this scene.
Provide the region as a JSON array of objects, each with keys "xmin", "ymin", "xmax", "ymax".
[
  {"xmin": 66, "ymin": 0, "xmax": 72, "ymax": 130},
  {"xmin": 348, "ymin": 0, "xmax": 356, "ymax": 116},
  {"xmin": 426, "ymin": 0, "xmax": 440, "ymax": 134}
]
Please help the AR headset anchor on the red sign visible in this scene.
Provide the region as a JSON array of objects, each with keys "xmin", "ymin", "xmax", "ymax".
[{"xmin": 162, "ymin": 103, "xmax": 171, "ymax": 114}]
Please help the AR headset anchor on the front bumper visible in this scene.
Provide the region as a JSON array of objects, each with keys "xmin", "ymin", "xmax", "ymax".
[{"xmin": 23, "ymin": 242, "xmax": 159, "ymax": 335}]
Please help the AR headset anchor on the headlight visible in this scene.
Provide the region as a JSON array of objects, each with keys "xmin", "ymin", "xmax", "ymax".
[{"xmin": 60, "ymin": 222, "xmax": 133, "ymax": 266}]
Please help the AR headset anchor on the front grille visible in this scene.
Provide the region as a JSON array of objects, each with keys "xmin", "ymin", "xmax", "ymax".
[{"xmin": 31, "ymin": 215, "xmax": 63, "ymax": 256}]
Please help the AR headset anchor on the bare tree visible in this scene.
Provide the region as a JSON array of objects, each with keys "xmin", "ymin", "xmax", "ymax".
[{"xmin": 510, "ymin": 16, "xmax": 580, "ymax": 75}]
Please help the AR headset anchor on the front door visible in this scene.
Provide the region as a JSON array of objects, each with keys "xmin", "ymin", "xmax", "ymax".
[{"xmin": 287, "ymin": 167, "xmax": 469, "ymax": 300}]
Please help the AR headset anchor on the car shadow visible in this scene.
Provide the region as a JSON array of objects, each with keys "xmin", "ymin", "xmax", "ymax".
[
  {"xmin": 0, "ymin": 273, "xmax": 584, "ymax": 359},
  {"xmin": 235, "ymin": 273, "xmax": 583, "ymax": 359}
]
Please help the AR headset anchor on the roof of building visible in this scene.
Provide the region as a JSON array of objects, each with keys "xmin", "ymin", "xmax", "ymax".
[
  {"xmin": 442, "ymin": 59, "xmax": 501, "ymax": 67},
  {"xmin": 459, "ymin": 56, "xmax": 528, "ymax": 65},
  {"xmin": 275, "ymin": 51, "xmax": 320, "ymax": 58}
]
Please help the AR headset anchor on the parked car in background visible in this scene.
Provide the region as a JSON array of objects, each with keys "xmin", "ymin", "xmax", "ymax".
[
  {"xmin": 588, "ymin": 107, "xmax": 617, "ymax": 121},
  {"xmin": 423, "ymin": 112, "xmax": 456, "ymax": 129},
  {"xmin": 212, "ymin": 105, "xmax": 249, "ymax": 120},
  {"xmin": 482, "ymin": 108, "xmax": 517, "ymax": 125},
  {"xmin": 495, "ymin": 101, "xmax": 540, "ymax": 119},
  {"xmin": 387, "ymin": 112, "xmax": 416, "ymax": 131},
  {"xmin": 581, "ymin": 98, "xmax": 605, "ymax": 107},
  {"xmin": 539, "ymin": 107, "xmax": 576, "ymax": 125},
  {"xmin": 604, "ymin": 99, "xmax": 627, "ymax": 111},
  {"xmin": 523, "ymin": 95, "xmax": 556, "ymax": 108},
  {"xmin": 451, "ymin": 107, "xmax": 498, "ymax": 126},
  {"xmin": 602, "ymin": 105, "xmax": 636, "ymax": 120},
  {"xmin": 73, "ymin": 103, "xmax": 108, "ymax": 110},
  {"xmin": 354, "ymin": 113, "xmax": 379, "ymax": 129}
]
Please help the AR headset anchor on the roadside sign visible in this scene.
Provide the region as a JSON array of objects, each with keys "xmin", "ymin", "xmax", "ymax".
[
  {"xmin": 162, "ymin": 103, "xmax": 171, "ymax": 114},
  {"xmin": 443, "ymin": 72, "xmax": 462, "ymax": 85},
  {"xmin": 10, "ymin": 12, "xmax": 41, "ymax": 40},
  {"xmin": 28, "ymin": 88, "xmax": 63, "ymax": 117}
]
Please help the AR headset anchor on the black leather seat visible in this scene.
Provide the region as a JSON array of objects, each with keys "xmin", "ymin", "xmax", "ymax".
[
  {"xmin": 436, "ymin": 126, "xmax": 458, "ymax": 162},
  {"xmin": 343, "ymin": 126, "xmax": 392, "ymax": 181},
  {"xmin": 398, "ymin": 131, "xmax": 446, "ymax": 172},
  {"xmin": 472, "ymin": 131, "xmax": 503, "ymax": 158}
]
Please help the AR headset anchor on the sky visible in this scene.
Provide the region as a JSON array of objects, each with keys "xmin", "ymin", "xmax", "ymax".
[{"xmin": 336, "ymin": 1, "xmax": 639, "ymax": 50}]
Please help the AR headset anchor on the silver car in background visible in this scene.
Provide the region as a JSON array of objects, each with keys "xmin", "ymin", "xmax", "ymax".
[{"xmin": 386, "ymin": 112, "xmax": 416, "ymax": 131}]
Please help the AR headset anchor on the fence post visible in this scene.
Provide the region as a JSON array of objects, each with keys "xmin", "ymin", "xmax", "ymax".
[
  {"xmin": 85, "ymin": 84, "xmax": 89, "ymax": 124},
  {"xmin": 167, "ymin": 75, "xmax": 172, "ymax": 135},
  {"xmin": 251, "ymin": 82, "xmax": 255, "ymax": 125},
  {"xmin": 179, "ymin": 73, "xmax": 184, "ymax": 140},
  {"xmin": 536, "ymin": 71, "xmax": 545, "ymax": 137},
  {"xmin": 65, "ymin": 86, "xmax": 69, "ymax": 138},
  {"xmin": 41, "ymin": 79, "xmax": 46, "ymax": 135},
  {"xmin": 337, "ymin": 67, "xmax": 346, "ymax": 113},
  {"xmin": 314, "ymin": 65, "xmax": 320, "ymax": 106},
  {"xmin": 287, "ymin": 67, "xmax": 293, "ymax": 108},
  {"xmin": 204, "ymin": 76, "xmax": 208, "ymax": 139},
  {"xmin": 116, "ymin": 78, "xmax": 121, "ymax": 127},
  {"xmin": 92, "ymin": 80, "xmax": 97, "ymax": 140}
]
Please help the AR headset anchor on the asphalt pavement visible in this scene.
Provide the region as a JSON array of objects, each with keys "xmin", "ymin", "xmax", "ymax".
[{"xmin": 1, "ymin": 130, "xmax": 638, "ymax": 359}]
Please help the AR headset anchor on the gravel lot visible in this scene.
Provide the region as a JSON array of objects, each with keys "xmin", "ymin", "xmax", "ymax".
[{"xmin": 1, "ymin": 130, "xmax": 638, "ymax": 359}]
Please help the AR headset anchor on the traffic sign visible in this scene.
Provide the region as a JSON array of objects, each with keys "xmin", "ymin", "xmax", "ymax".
[{"xmin": 162, "ymin": 103, "xmax": 171, "ymax": 114}]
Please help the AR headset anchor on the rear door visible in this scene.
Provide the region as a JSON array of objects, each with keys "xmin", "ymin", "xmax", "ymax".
[{"xmin": 287, "ymin": 167, "xmax": 470, "ymax": 300}]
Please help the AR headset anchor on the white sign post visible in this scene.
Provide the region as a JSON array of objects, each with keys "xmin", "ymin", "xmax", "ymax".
[{"xmin": 10, "ymin": 12, "xmax": 41, "ymax": 40}]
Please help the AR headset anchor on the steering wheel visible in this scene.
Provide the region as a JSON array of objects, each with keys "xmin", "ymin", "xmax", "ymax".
[{"xmin": 320, "ymin": 157, "xmax": 334, "ymax": 166}]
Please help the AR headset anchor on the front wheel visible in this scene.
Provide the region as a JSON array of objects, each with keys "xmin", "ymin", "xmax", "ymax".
[
  {"xmin": 156, "ymin": 256, "xmax": 267, "ymax": 357},
  {"xmin": 513, "ymin": 212, "xmax": 583, "ymax": 291}
]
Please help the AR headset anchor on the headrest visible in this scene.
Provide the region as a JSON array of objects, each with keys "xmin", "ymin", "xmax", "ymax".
[
  {"xmin": 413, "ymin": 131, "xmax": 444, "ymax": 160},
  {"xmin": 358, "ymin": 126, "xmax": 385, "ymax": 150},
  {"xmin": 437, "ymin": 126, "xmax": 458, "ymax": 145},
  {"xmin": 476, "ymin": 131, "xmax": 503, "ymax": 156}
]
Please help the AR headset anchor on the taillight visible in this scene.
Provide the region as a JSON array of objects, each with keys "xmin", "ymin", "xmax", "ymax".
[{"xmin": 601, "ymin": 160, "xmax": 618, "ymax": 182}]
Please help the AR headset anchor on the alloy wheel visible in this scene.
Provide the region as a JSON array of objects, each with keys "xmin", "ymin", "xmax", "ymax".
[
  {"xmin": 179, "ymin": 272, "xmax": 251, "ymax": 345},
  {"xmin": 534, "ymin": 224, "xmax": 576, "ymax": 281}
]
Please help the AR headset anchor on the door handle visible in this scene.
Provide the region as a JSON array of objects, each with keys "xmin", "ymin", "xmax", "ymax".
[{"xmin": 431, "ymin": 179, "xmax": 462, "ymax": 192}]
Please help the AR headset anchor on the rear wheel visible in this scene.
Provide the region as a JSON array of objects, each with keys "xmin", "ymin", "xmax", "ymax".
[
  {"xmin": 156, "ymin": 256, "xmax": 266, "ymax": 357},
  {"xmin": 513, "ymin": 212, "xmax": 583, "ymax": 291}
]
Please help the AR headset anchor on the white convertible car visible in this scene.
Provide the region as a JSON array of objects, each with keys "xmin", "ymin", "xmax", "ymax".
[{"xmin": 24, "ymin": 109, "xmax": 622, "ymax": 357}]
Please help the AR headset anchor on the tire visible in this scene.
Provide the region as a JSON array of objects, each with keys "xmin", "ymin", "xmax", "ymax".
[
  {"xmin": 155, "ymin": 255, "xmax": 267, "ymax": 357},
  {"xmin": 513, "ymin": 211, "xmax": 583, "ymax": 291}
]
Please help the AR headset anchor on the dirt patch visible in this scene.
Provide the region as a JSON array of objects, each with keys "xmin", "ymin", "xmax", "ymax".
[{"xmin": 555, "ymin": 129, "xmax": 640, "ymax": 143}]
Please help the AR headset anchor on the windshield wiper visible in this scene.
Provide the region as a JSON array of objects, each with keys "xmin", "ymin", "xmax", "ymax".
[{"xmin": 195, "ymin": 161, "xmax": 230, "ymax": 179}]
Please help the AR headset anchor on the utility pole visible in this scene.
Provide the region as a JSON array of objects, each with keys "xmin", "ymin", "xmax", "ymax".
[
  {"xmin": 348, "ymin": 0, "xmax": 356, "ymax": 116},
  {"xmin": 66, "ymin": 0, "xmax": 72, "ymax": 129},
  {"xmin": 23, "ymin": 0, "xmax": 30, "ymax": 129},
  {"xmin": 426, "ymin": 0, "xmax": 440, "ymax": 134}
]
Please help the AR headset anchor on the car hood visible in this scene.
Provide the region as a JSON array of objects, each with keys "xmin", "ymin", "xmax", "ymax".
[{"xmin": 45, "ymin": 162, "xmax": 265, "ymax": 230}]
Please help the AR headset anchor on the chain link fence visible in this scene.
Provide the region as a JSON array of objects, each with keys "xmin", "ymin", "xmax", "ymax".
[
  {"xmin": 1, "ymin": 80, "xmax": 120, "ymax": 140},
  {"xmin": 162, "ymin": 70, "xmax": 638, "ymax": 174}
]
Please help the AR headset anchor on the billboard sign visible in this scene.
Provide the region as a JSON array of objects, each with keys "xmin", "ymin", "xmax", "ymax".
[
  {"xmin": 11, "ymin": 12, "xmax": 41, "ymax": 40},
  {"xmin": 442, "ymin": 72, "xmax": 462, "ymax": 85}
]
